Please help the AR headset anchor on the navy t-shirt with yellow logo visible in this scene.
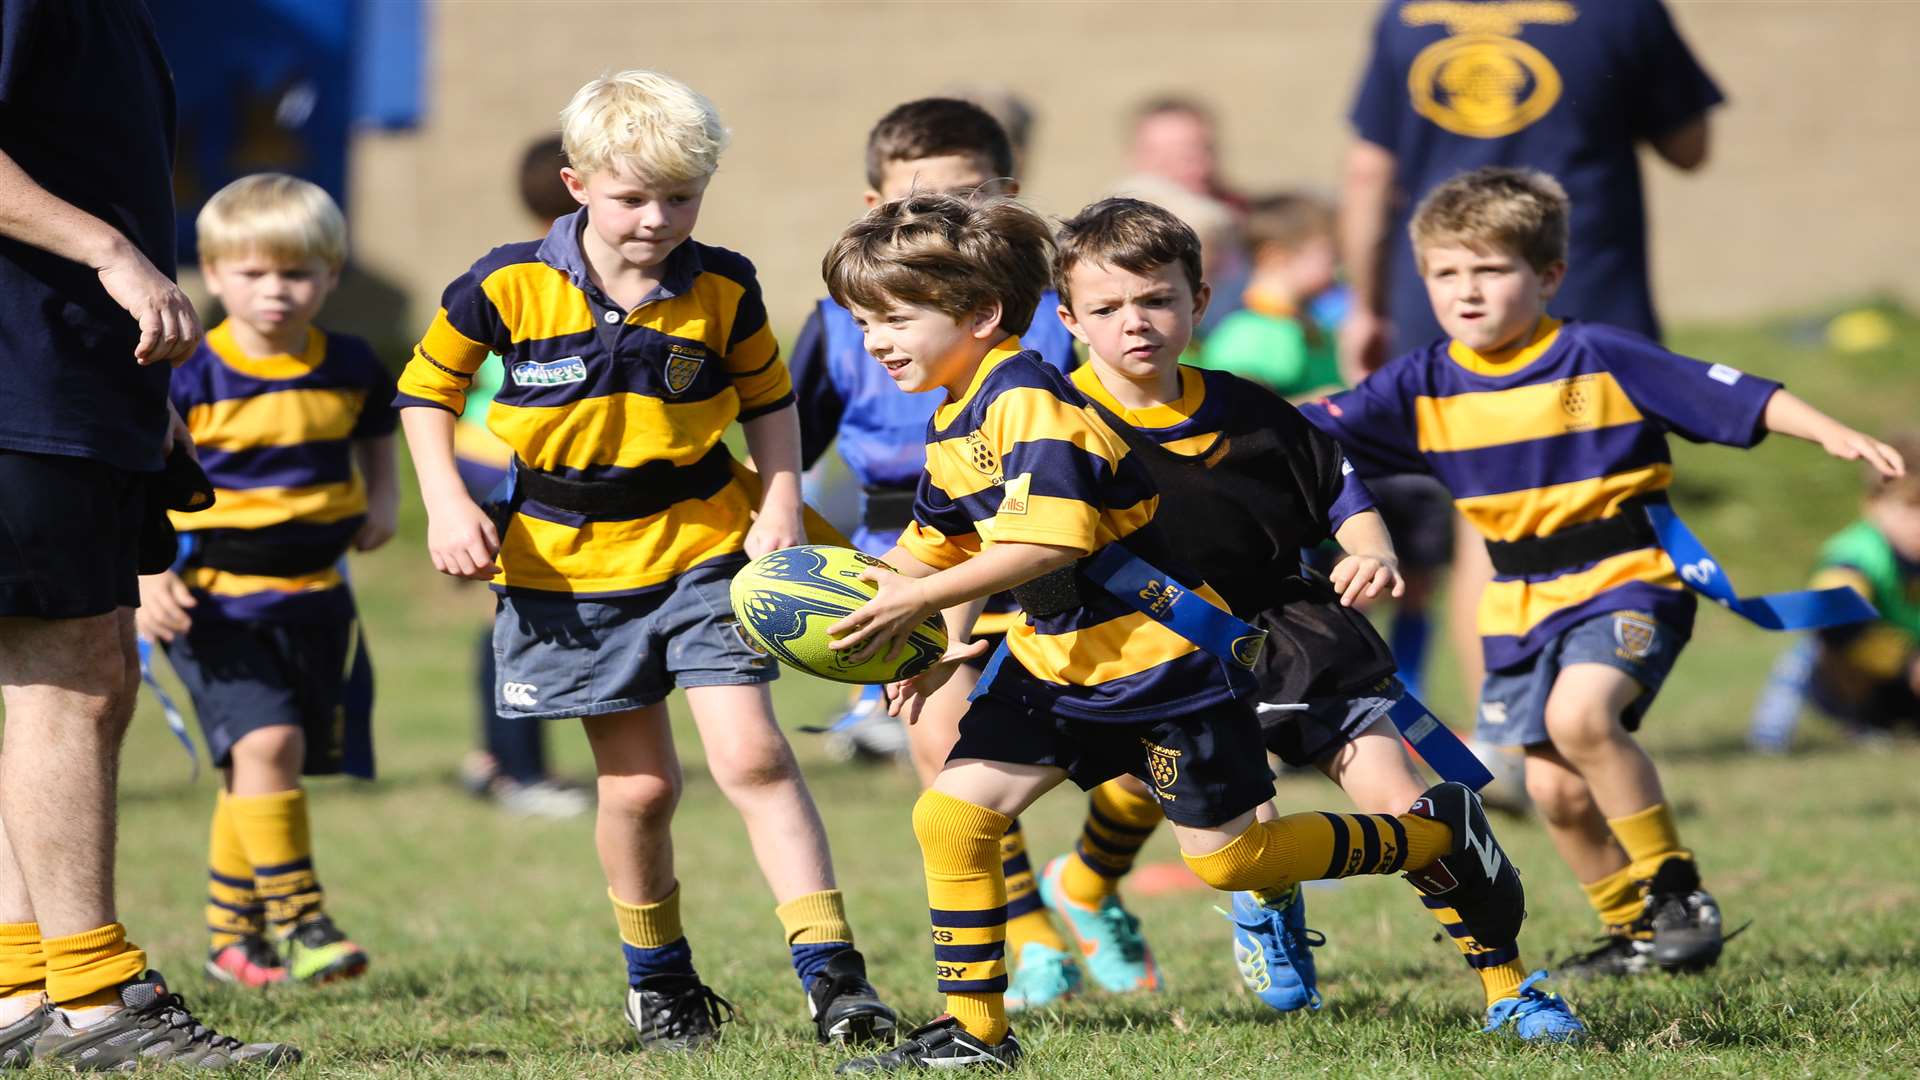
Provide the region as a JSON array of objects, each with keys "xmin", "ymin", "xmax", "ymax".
[{"xmin": 1350, "ymin": 0, "xmax": 1723, "ymax": 347}]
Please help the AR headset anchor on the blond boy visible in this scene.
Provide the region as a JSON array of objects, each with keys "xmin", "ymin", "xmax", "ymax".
[
  {"xmin": 138, "ymin": 174, "xmax": 394, "ymax": 989},
  {"xmin": 395, "ymin": 71, "xmax": 895, "ymax": 1049}
]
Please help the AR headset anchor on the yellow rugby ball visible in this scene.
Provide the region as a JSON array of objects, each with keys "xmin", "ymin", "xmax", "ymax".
[{"xmin": 730, "ymin": 545, "xmax": 949, "ymax": 684}]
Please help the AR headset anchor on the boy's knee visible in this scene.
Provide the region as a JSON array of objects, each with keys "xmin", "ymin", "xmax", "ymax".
[
  {"xmin": 1525, "ymin": 765, "xmax": 1592, "ymax": 825},
  {"xmin": 1543, "ymin": 696, "xmax": 1619, "ymax": 755},
  {"xmin": 598, "ymin": 772, "xmax": 680, "ymax": 823},
  {"xmin": 708, "ymin": 738, "xmax": 800, "ymax": 792}
]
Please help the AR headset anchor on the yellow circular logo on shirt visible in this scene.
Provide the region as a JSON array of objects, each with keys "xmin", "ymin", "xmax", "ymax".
[{"xmin": 1408, "ymin": 33, "xmax": 1563, "ymax": 139}]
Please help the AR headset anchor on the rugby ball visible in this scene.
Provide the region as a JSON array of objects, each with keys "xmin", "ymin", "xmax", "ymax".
[{"xmin": 730, "ymin": 545, "xmax": 948, "ymax": 684}]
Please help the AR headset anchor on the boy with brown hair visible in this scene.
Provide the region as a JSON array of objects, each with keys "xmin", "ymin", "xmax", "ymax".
[
  {"xmin": 1036, "ymin": 196, "xmax": 1580, "ymax": 1040},
  {"xmin": 1304, "ymin": 166, "xmax": 1904, "ymax": 977},
  {"xmin": 396, "ymin": 70, "xmax": 896, "ymax": 1050},
  {"xmin": 820, "ymin": 191, "xmax": 1530, "ymax": 1072}
]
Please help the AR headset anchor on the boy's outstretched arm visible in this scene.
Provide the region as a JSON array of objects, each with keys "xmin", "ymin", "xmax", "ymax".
[
  {"xmin": 400, "ymin": 407, "xmax": 499, "ymax": 580},
  {"xmin": 351, "ymin": 435, "xmax": 400, "ymax": 551},
  {"xmin": 1762, "ymin": 390, "xmax": 1906, "ymax": 478},
  {"xmin": 741, "ymin": 402, "xmax": 806, "ymax": 556},
  {"xmin": 1329, "ymin": 508, "xmax": 1406, "ymax": 607}
]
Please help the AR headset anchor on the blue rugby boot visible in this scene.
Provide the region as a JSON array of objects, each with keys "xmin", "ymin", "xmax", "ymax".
[
  {"xmin": 1223, "ymin": 887, "xmax": 1324, "ymax": 1012},
  {"xmin": 1004, "ymin": 942, "xmax": 1081, "ymax": 1012},
  {"xmin": 1037, "ymin": 856, "xmax": 1161, "ymax": 994},
  {"xmin": 1482, "ymin": 970, "xmax": 1585, "ymax": 1043}
]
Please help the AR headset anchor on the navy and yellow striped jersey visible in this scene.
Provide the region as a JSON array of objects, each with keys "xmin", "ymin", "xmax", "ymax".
[
  {"xmin": 1304, "ymin": 318, "xmax": 1780, "ymax": 670},
  {"xmin": 903, "ymin": 340, "xmax": 1238, "ymax": 722},
  {"xmin": 395, "ymin": 209, "xmax": 793, "ymax": 596},
  {"xmin": 168, "ymin": 321, "xmax": 398, "ymax": 622}
]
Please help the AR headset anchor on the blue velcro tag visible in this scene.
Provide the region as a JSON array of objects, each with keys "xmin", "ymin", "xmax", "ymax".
[
  {"xmin": 1645, "ymin": 503, "xmax": 1877, "ymax": 631},
  {"xmin": 136, "ymin": 636, "xmax": 198, "ymax": 781},
  {"xmin": 1387, "ymin": 693, "xmax": 1494, "ymax": 790},
  {"xmin": 1081, "ymin": 545, "xmax": 1266, "ymax": 695}
]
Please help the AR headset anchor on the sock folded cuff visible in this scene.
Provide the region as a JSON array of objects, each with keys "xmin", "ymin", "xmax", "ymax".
[
  {"xmin": 611, "ymin": 884, "xmax": 683, "ymax": 949},
  {"xmin": 775, "ymin": 889, "xmax": 852, "ymax": 947},
  {"xmin": 1183, "ymin": 820, "xmax": 1280, "ymax": 892},
  {"xmin": 1580, "ymin": 865, "xmax": 1644, "ymax": 930},
  {"xmin": 1607, "ymin": 802, "xmax": 1687, "ymax": 867},
  {"xmin": 0, "ymin": 924, "xmax": 38, "ymax": 948},
  {"xmin": 41, "ymin": 924, "xmax": 145, "ymax": 1007},
  {"xmin": 914, "ymin": 790, "xmax": 1014, "ymax": 848},
  {"xmin": 0, "ymin": 922, "xmax": 44, "ymax": 999}
]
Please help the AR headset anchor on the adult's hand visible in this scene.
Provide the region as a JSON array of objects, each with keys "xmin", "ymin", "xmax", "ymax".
[{"xmin": 95, "ymin": 242, "xmax": 201, "ymax": 366}]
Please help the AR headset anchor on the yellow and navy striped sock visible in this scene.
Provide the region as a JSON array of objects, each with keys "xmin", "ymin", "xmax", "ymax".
[
  {"xmin": 612, "ymin": 885, "xmax": 695, "ymax": 985},
  {"xmin": 0, "ymin": 923, "xmax": 44, "ymax": 1007},
  {"xmin": 226, "ymin": 788, "xmax": 326, "ymax": 932},
  {"xmin": 1001, "ymin": 819, "xmax": 1067, "ymax": 960},
  {"xmin": 206, "ymin": 791, "xmax": 263, "ymax": 951},
  {"xmin": 1581, "ymin": 864, "xmax": 1647, "ymax": 936},
  {"xmin": 776, "ymin": 889, "xmax": 853, "ymax": 987},
  {"xmin": 1060, "ymin": 779, "xmax": 1164, "ymax": 907},
  {"xmin": 43, "ymin": 924, "xmax": 145, "ymax": 1009},
  {"xmin": 1418, "ymin": 891, "xmax": 1528, "ymax": 1006},
  {"xmin": 1185, "ymin": 811, "xmax": 1449, "ymax": 892},
  {"xmin": 915, "ymin": 790, "xmax": 1011, "ymax": 1045},
  {"xmin": 1610, "ymin": 802, "xmax": 1694, "ymax": 885}
]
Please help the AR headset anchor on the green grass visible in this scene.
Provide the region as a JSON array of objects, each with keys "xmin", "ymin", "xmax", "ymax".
[{"xmin": 103, "ymin": 302, "xmax": 1920, "ymax": 1076}]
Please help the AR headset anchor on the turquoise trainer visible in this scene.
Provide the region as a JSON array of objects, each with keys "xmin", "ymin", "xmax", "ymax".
[
  {"xmin": 1004, "ymin": 941, "xmax": 1082, "ymax": 1012},
  {"xmin": 1037, "ymin": 855, "xmax": 1161, "ymax": 994}
]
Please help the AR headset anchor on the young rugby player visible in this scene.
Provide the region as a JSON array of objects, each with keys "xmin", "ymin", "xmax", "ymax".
[
  {"xmin": 789, "ymin": 96, "xmax": 1085, "ymax": 1008},
  {"xmin": 137, "ymin": 175, "xmax": 393, "ymax": 989},
  {"xmin": 1032, "ymin": 197, "xmax": 1580, "ymax": 1038},
  {"xmin": 395, "ymin": 71, "xmax": 896, "ymax": 1049},
  {"xmin": 1303, "ymin": 167, "xmax": 1905, "ymax": 977},
  {"xmin": 820, "ymin": 192, "xmax": 1527, "ymax": 1072}
]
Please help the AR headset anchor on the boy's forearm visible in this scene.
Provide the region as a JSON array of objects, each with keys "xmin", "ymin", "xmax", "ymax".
[
  {"xmin": 1761, "ymin": 389, "xmax": 1841, "ymax": 444},
  {"xmin": 940, "ymin": 596, "xmax": 991, "ymax": 645},
  {"xmin": 741, "ymin": 403, "xmax": 803, "ymax": 509},
  {"xmin": 353, "ymin": 434, "xmax": 400, "ymax": 509},
  {"xmin": 1333, "ymin": 508, "xmax": 1398, "ymax": 561},
  {"xmin": 918, "ymin": 541, "xmax": 1078, "ymax": 613},
  {"xmin": 398, "ymin": 408, "xmax": 470, "ymax": 508}
]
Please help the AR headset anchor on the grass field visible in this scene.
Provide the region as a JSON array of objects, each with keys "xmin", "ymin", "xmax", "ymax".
[{"xmin": 100, "ymin": 303, "xmax": 1920, "ymax": 1076}]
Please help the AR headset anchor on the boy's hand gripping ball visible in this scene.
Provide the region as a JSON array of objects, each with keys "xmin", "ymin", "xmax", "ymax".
[{"xmin": 730, "ymin": 545, "xmax": 948, "ymax": 684}]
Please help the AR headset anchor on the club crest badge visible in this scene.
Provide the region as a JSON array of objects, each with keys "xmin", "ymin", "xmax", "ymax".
[
  {"xmin": 664, "ymin": 343, "xmax": 708, "ymax": 396},
  {"xmin": 1613, "ymin": 611, "xmax": 1658, "ymax": 661},
  {"xmin": 1142, "ymin": 740, "xmax": 1182, "ymax": 792},
  {"xmin": 962, "ymin": 431, "xmax": 1001, "ymax": 483}
]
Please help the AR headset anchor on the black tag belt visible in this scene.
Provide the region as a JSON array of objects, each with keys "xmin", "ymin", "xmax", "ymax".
[
  {"xmin": 513, "ymin": 444, "xmax": 733, "ymax": 519},
  {"xmin": 193, "ymin": 533, "xmax": 349, "ymax": 577},
  {"xmin": 860, "ymin": 486, "xmax": 917, "ymax": 532},
  {"xmin": 1483, "ymin": 496, "xmax": 1662, "ymax": 577}
]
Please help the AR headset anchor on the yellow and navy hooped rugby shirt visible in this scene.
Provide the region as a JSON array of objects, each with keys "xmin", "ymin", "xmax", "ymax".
[
  {"xmin": 168, "ymin": 321, "xmax": 398, "ymax": 622},
  {"xmin": 395, "ymin": 210, "xmax": 792, "ymax": 596},
  {"xmin": 1304, "ymin": 318, "xmax": 1781, "ymax": 671},
  {"xmin": 903, "ymin": 340, "xmax": 1239, "ymax": 722}
]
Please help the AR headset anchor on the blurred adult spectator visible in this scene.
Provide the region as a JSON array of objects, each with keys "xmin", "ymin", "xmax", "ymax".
[
  {"xmin": 1335, "ymin": 0, "xmax": 1723, "ymax": 705},
  {"xmin": 1126, "ymin": 97, "xmax": 1246, "ymax": 214},
  {"xmin": 453, "ymin": 134, "xmax": 590, "ymax": 819}
]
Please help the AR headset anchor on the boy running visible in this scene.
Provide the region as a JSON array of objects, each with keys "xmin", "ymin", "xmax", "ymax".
[
  {"xmin": 395, "ymin": 71, "xmax": 896, "ymax": 1049},
  {"xmin": 1033, "ymin": 197, "xmax": 1580, "ymax": 1039},
  {"xmin": 1303, "ymin": 167, "xmax": 1904, "ymax": 977},
  {"xmin": 820, "ymin": 192, "xmax": 1528, "ymax": 1072},
  {"xmin": 139, "ymin": 175, "xmax": 393, "ymax": 989}
]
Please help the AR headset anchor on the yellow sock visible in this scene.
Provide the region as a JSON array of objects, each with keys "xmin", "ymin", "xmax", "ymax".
[
  {"xmin": 1000, "ymin": 819, "xmax": 1067, "ymax": 960},
  {"xmin": 1608, "ymin": 803, "xmax": 1692, "ymax": 883},
  {"xmin": 226, "ymin": 788, "xmax": 324, "ymax": 931},
  {"xmin": 1060, "ymin": 779, "xmax": 1164, "ymax": 907},
  {"xmin": 611, "ymin": 885, "xmax": 683, "ymax": 949},
  {"xmin": 43, "ymin": 924, "xmax": 145, "ymax": 1009},
  {"xmin": 0, "ymin": 923, "xmax": 44, "ymax": 1003},
  {"xmin": 205, "ymin": 791, "xmax": 262, "ymax": 951},
  {"xmin": 914, "ymin": 790, "xmax": 1010, "ymax": 1045},
  {"xmin": 1418, "ymin": 894, "xmax": 1529, "ymax": 1006},
  {"xmin": 1581, "ymin": 865, "xmax": 1646, "ymax": 934},
  {"xmin": 775, "ymin": 889, "xmax": 853, "ymax": 948},
  {"xmin": 1185, "ymin": 812, "xmax": 1449, "ymax": 892}
]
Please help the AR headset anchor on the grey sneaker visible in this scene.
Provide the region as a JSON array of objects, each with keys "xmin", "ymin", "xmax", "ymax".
[
  {"xmin": 494, "ymin": 778, "xmax": 592, "ymax": 819},
  {"xmin": 0, "ymin": 1002, "xmax": 49, "ymax": 1069},
  {"xmin": 31, "ymin": 970, "xmax": 300, "ymax": 1070}
]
